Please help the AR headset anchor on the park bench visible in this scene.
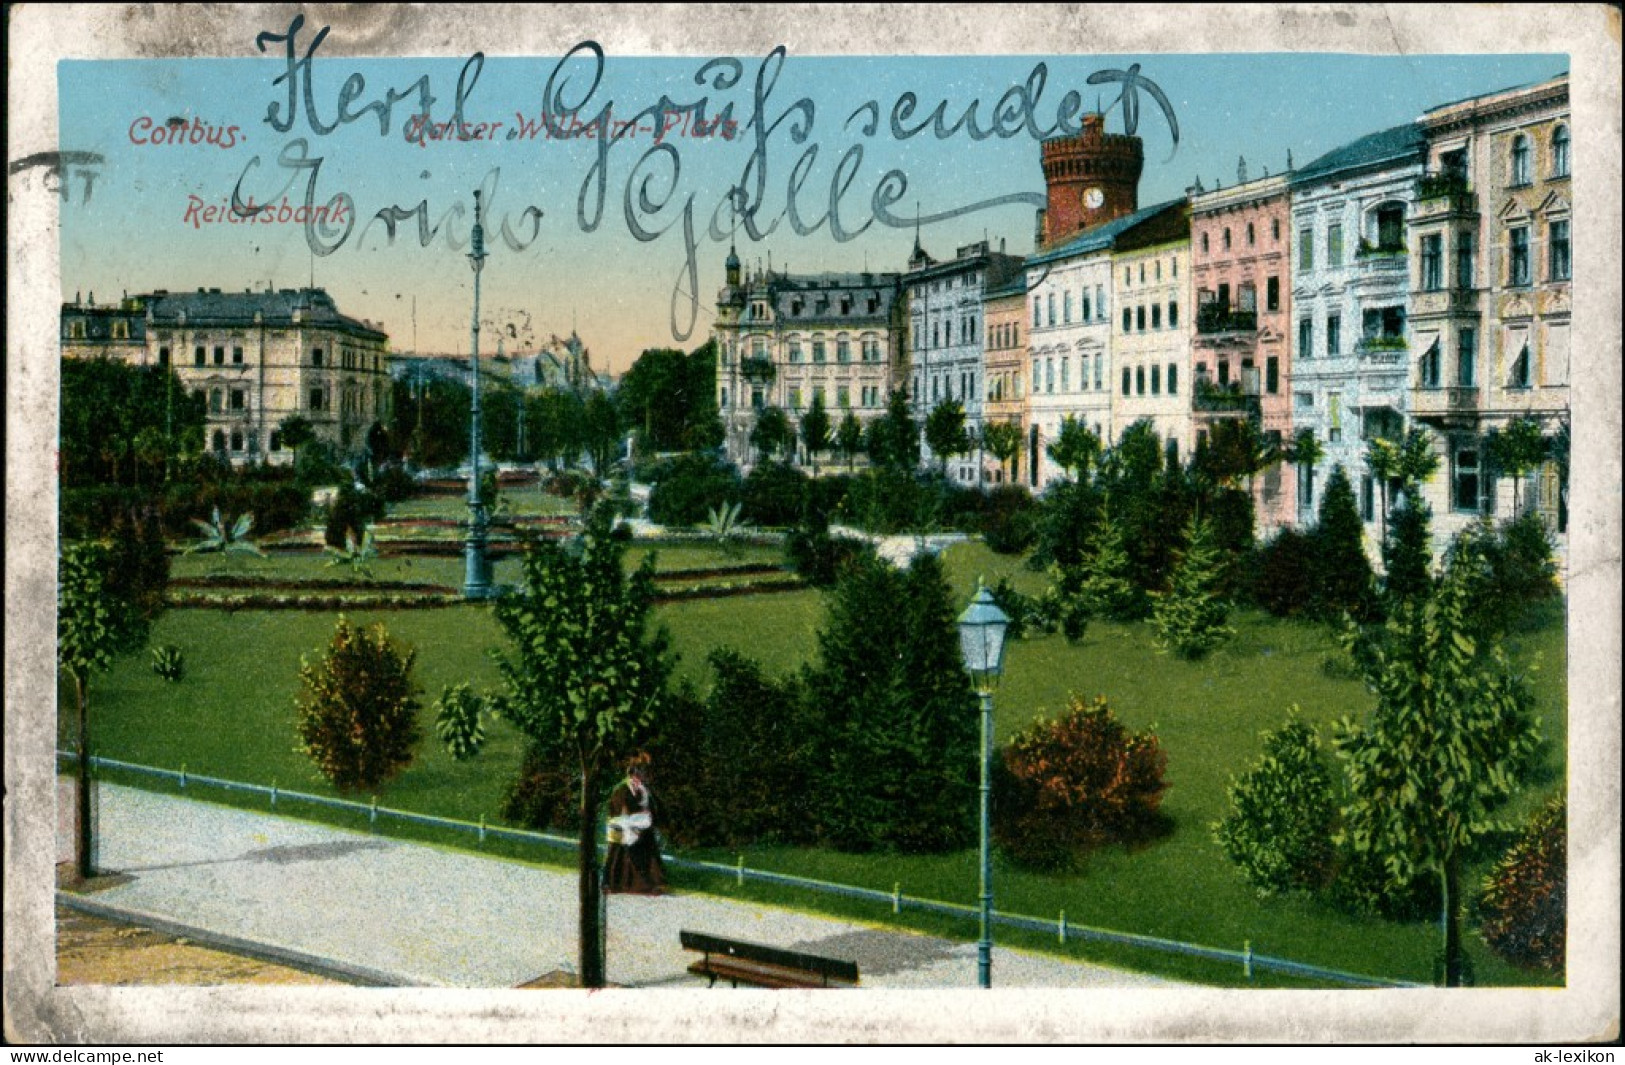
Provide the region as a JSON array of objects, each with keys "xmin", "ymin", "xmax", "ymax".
[{"xmin": 680, "ymin": 930, "xmax": 860, "ymax": 989}]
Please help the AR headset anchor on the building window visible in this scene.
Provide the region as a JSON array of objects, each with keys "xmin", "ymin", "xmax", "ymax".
[
  {"xmin": 1151, "ymin": 364, "xmax": 1162, "ymax": 394},
  {"xmin": 1122, "ymin": 307, "xmax": 1132, "ymax": 333},
  {"xmin": 1328, "ymin": 223, "xmax": 1343, "ymax": 265},
  {"xmin": 158, "ymin": 346, "xmax": 170, "ymax": 367},
  {"xmin": 1136, "ymin": 306, "xmax": 1146, "ymax": 332},
  {"xmin": 1201, "ymin": 232, "xmax": 1209, "ymax": 255},
  {"xmin": 1328, "ymin": 393, "xmax": 1343, "ymax": 443},
  {"xmin": 1223, "ymin": 227, "xmax": 1232, "ymax": 251},
  {"xmin": 209, "ymin": 389, "xmax": 223, "ymax": 413},
  {"xmin": 1133, "ymin": 365, "xmax": 1144, "ymax": 395},
  {"xmin": 213, "ymin": 345, "xmax": 225, "ymax": 366},
  {"xmin": 1552, "ymin": 125, "xmax": 1570, "ymax": 178},
  {"xmin": 1045, "ymin": 359, "xmax": 1055, "ymax": 394},
  {"xmin": 1453, "ymin": 447, "xmax": 1482, "ymax": 513},
  {"xmin": 1080, "ymin": 290, "xmax": 1092, "ymax": 321},
  {"xmin": 1457, "ymin": 238, "xmax": 1475, "ymax": 289},
  {"xmin": 789, "ymin": 387, "xmax": 803, "ymax": 411},
  {"xmin": 1167, "ymin": 364, "xmax": 1178, "ymax": 395},
  {"xmin": 719, "ymin": 387, "xmax": 729, "ymax": 409},
  {"xmin": 1060, "ymin": 358, "xmax": 1070, "ymax": 392},
  {"xmin": 1032, "ymin": 298, "xmax": 1041, "ymax": 328},
  {"xmin": 1509, "ymin": 342, "xmax": 1531, "ymax": 389},
  {"xmin": 837, "ymin": 386, "xmax": 850, "ymax": 408},
  {"xmin": 1124, "ymin": 267, "xmax": 1132, "ymax": 287},
  {"xmin": 1151, "ymin": 304, "xmax": 1162, "ymax": 329},
  {"xmin": 1094, "ymin": 353, "xmax": 1103, "ymax": 390},
  {"xmin": 1298, "ymin": 318, "xmax": 1313, "ymax": 359},
  {"xmin": 751, "ymin": 389, "xmax": 764, "ymax": 410},
  {"xmin": 1265, "ymin": 276, "xmax": 1279, "ymax": 312},
  {"xmin": 864, "ymin": 339, "xmax": 880, "ymax": 362},
  {"xmin": 1246, "ymin": 222, "xmax": 1256, "ymax": 246},
  {"xmin": 1266, "ymin": 356, "xmax": 1279, "ymax": 394},
  {"xmin": 1422, "ymin": 234, "xmax": 1444, "ymax": 290},
  {"xmin": 1298, "ymin": 457, "xmax": 1316, "ymax": 511},
  {"xmin": 813, "ymin": 340, "xmax": 826, "ymax": 364},
  {"xmin": 1549, "ymin": 219, "xmax": 1571, "ymax": 281},
  {"xmin": 212, "ymin": 430, "xmax": 227, "ymax": 453},
  {"xmin": 1375, "ymin": 205, "xmax": 1405, "ymax": 250},
  {"xmin": 1139, "ymin": 263, "xmax": 1146, "ymax": 283},
  {"xmin": 233, "ymin": 345, "xmax": 245, "ymax": 365},
  {"xmin": 1509, "ymin": 226, "xmax": 1531, "ymax": 286},
  {"xmin": 837, "ymin": 340, "xmax": 850, "ymax": 364},
  {"xmin": 1096, "ymin": 286, "xmax": 1107, "ymax": 319},
  {"xmin": 230, "ymin": 431, "xmax": 244, "ymax": 452},
  {"xmin": 1299, "ymin": 228, "xmax": 1313, "ymax": 270},
  {"xmin": 1458, "ymin": 327, "xmax": 1477, "ymax": 387},
  {"xmin": 230, "ymin": 389, "xmax": 246, "ymax": 411},
  {"xmin": 1047, "ymin": 293, "xmax": 1056, "ymax": 326},
  {"xmin": 1327, "ymin": 314, "xmax": 1342, "ymax": 357},
  {"xmin": 309, "ymin": 386, "xmax": 325, "ymax": 411},
  {"xmin": 1295, "ymin": 391, "xmax": 1314, "ymax": 411},
  {"xmin": 1510, "ymin": 134, "xmax": 1531, "ymax": 186},
  {"xmin": 1063, "ymin": 291, "xmax": 1073, "ymax": 324},
  {"xmin": 312, "ymin": 348, "xmax": 324, "ymax": 367},
  {"xmin": 1031, "ymin": 359, "xmax": 1040, "ymax": 394},
  {"xmin": 1420, "ymin": 338, "xmax": 1442, "ymax": 389},
  {"xmin": 1121, "ymin": 367, "xmax": 1132, "ymax": 396}
]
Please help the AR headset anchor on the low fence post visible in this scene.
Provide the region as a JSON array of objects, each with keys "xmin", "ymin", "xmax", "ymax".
[
  {"xmin": 1244, "ymin": 939, "xmax": 1253, "ymax": 981},
  {"xmin": 370, "ymin": 796, "xmax": 378, "ymax": 830},
  {"xmin": 1059, "ymin": 909, "xmax": 1067, "ymax": 944},
  {"xmin": 479, "ymin": 815, "xmax": 486, "ymax": 844},
  {"xmin": 892, "ymin": 883, "xmax": 901, "ymax": 914},
  {"xmin": 179, "ymin": 764, "xmax": 187, "ymax": 790},
  {"xmin": 271, "ymin": 781, "xmax": 278, "ymax": 808},
  {"xmin": 735, "ymin": 855, "xmax": 744, "ymax": 886}
]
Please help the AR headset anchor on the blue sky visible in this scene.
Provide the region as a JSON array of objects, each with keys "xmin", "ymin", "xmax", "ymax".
[{"xmin": 59, "ymin": 48, "xmax": 1564, "ymax": 374}]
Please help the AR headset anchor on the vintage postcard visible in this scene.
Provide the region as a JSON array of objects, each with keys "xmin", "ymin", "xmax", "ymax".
[{"xmin": 6, "ymin": 3, "xmax": 1620, "ymax": 1045}]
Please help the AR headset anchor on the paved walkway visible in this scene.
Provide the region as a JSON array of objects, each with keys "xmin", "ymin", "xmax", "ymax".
[{"xmin": 58, "ymin": 782, "xmax": 1186, "ymax": 990}]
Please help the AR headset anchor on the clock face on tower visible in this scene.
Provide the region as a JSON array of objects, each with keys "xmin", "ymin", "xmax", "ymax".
[{"xmin": 1084, "ymin": 187, "xmax": 1105, "ymax": 209}]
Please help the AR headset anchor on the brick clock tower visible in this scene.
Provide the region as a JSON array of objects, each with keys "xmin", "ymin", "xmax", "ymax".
[{"xmin": 1040, "ymin": 113, "xmax": 1144, "ymax": 246}]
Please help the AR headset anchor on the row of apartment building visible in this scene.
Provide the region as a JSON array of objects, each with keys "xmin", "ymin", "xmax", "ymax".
[{"xmin": 713, "ymin": 74, "xmax": 1572, "ymax": 552}]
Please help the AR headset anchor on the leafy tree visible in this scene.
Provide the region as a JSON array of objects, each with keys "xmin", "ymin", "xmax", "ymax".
[
  {"xmin": 60, "ymin": 358, "xmax": 205, "ymax": 487},
  {"xmin": 391, "ymin": 375, "xmax": 472, "ymax": 469},
  {"xmin": 1486, "ymin": 416, "xmax": 1549, "ymax": 518},
  {"xmin": 981, "ymin": 419, "xmax": 1023, "ymax": 484},
  {"xmin": 59, "ymin": 541, "xmax": 152, "ymax": 879},
  {"xmin": 863, "ymin": 390, "xmax": 920, "ymax": 472},
  {"xmin": 1046, "ymin": 415, "xmax": 1100, "ymax": 482},
  {"xmin": 804, "ymin": 551, "xmax": 977, "ymax": 852},
  {"xmin": 618, "ymin": 347, "xmax": 691, "ymax": 451},
  {"xmin": 581, "ymin": 391, "xmax": 621, "ymax": 476},
  {"xmin": 1031, "ymin": 477, "xmax": 1102, "ymax": 570},
  {"xmin": 800, "ymin": 392, "xmax": 831, "ymax": 474},
  {"xmin": 1478, "ymin": 796, "xmax": 1565, "ymax": 972},
  {"xmin": 646, "ymin": 452, "xmax": 742, "ymax": 527},
  {"xmin": 1335, "ymin": 538, "xmax": 1544, "ymax": 986},
  {"xmin": 924, "ymin": 399, "xmax": 969, "ymax": 474},
  {"xmin": 1251, "ymin": 528, "xmax": 1319, "ymax": 618},
  {"xmin": 1214, "ymin": 710, "xmax": 1339, "ymax": 897},
  {"xmin": 1312, "ymin": 465, "xmax": 1377, "ymax": 620},
  {"xmin": 295, "ymin": 616, "xmax": 422, "ymax": 793},
  {"xmin": 277, "ymin": 415, "xmax": 317, "ymax": 453},
  {"xmin": 993, "ymin": 695, "xmax": 1169, "ymax": 871},
  {"xmin": 1151, "ymin": 516, "xmax": 1234, "ymax": 660},
  {"xmin": 446, "ymin": 508, "xmax": 671, "ymax": 987},
  {"xmin": 1287, "ymin": 428, "xmax": 1324, "ymax": 514},
  {"xmin": 749, "ymin": 405, "xmax": 794, "ymax": 462},
  {"xmin": 740, "ymin": 460, "xmax": 808, "ymax": 527},
  {"xmin": 835, "ymin": 411, "xmax": 864, "ymax": 471}
]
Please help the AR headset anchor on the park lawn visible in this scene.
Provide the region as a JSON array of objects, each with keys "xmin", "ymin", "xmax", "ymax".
[
  {"xmin": 387, "ymin": 484, "xmax": 578, "ymax": 521},
  {"xmin": 63, "ymin": 543, "xmax": 1567, "ymax": 988}
]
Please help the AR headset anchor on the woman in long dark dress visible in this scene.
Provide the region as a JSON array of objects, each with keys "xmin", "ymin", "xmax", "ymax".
[{"xmin": 603, "ymin": 757, "xmax": 668, "ymax": 895}]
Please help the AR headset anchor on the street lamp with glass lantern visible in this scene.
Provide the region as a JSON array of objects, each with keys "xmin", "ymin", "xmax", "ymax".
[
  {"xmin": 463, "ymin": 189, "xmax": 493, "ymax": 600},
  {"xmin": 957, "ymin": 578, "xmax": 1010, "ymax": 989}
]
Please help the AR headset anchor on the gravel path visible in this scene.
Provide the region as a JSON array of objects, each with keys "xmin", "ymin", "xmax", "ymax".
[{"xmin": 61, "ymin": 782, "xmax": 1186, "ymax": 990}]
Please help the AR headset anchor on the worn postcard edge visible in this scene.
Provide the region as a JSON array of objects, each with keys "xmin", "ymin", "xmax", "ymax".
[{"xmin": 5, "ymin": 3, "xmax": 1620, "ymax": 1045}]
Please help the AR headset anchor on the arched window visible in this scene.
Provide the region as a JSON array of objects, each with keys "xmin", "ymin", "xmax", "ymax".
[
  {"xmin": 1552, "ymin": 125, "xmax": 1570, "ymax": 178},
  {"xmin": 1511, "ymin": 134, "xmax": 1531, "ymax": 186}
]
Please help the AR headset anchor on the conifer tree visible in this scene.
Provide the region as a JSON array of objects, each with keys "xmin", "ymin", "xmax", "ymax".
[
  {"xmin": 1151, "ymin": 516, "xmax": 1234, "ymax": 660},
  {"xmin": 1382, "ymin": 497, "xmax": 1435, "ymax": 606},
  {"xmin": 1075, "ymin": 509, "xmax": 1145, "ymax": 621},
  {"xmin": 1312, "ymin": 465, "xmax": 1376, "ymax": 620}
]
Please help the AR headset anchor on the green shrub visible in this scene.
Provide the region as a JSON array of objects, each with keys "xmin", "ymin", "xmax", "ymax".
[
  {"xmin": 740, "ymin": 461, "xmax": 808, "ymax": 527},
  {"xmin": 993, "ymin": 694, "xmax": 1170, "ymax": 871},
  {"xmin": 294, "ymin": 616, "xmax": 422, "ymax": 793},
  {"xmin": 1151, "ymin": 517, "xmax": 1234, "ymax": 660},
  {"xmin": 325, "ymin": 485, "xmax": 385, "ymax": 549},
  {"xmin": 1250, "ymin": 528, "xmax": 1319, "ymax": 618},
  {"xmin": 1213, "ymin": 710, "xmax": 1338, "ymax": 897},
  {"xmin": 646, "ymin": 452, "xmax": 742, "ymax": 527},
  {"xmin": 372, "ymin": 464, "xmax": 419, "ymax": 503},
  {"xmin": 1478, "ymin": 796, "xmax": 1565, "ymax": 972},
  {"xmin": 981, "ymin": 485, "xmax": 1037, "ymax": 555},
  {"xmin": 433, "ymin": 683, "xmax": 487, "ymax": 762}
]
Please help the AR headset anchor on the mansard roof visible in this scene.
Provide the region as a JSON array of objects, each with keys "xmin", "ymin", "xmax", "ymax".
[
  {"xmin": 1291, "ymin": 122, "xmax": 1426, "ymax": 187},
  {"xmin": 136, "ymin": 287, "xmax": 388, "ymax": 341}
]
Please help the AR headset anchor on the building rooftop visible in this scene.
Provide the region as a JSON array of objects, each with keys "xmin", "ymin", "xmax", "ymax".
[
  {"xmin": 1026, "ymin": 198, "xmax": 1187, "ymax": 268},
  {"xmin": 1291, "ymin": 122, "xmax": 1426, "ymax": 187},
  {"xmin": 1423, "ymin": 72, "xmax": 1568, "ymax": 117},
  {"xmin": 73, "ymin": 287, "xmax": 390, "ymax": 341}
]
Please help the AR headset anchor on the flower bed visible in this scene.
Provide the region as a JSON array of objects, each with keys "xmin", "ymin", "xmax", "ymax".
[
  {"xmin": 170, "ymin": 575, "xmax": 457, "ymax": 594},
  {"xmin": 167, "ymin": 590, "xmax": 465, "ymax": 611}
]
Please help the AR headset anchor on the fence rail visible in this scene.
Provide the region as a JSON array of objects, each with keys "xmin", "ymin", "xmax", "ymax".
[{"xmin": 59, "ymin": 752, "xmax": 1421, "ymax": 989}]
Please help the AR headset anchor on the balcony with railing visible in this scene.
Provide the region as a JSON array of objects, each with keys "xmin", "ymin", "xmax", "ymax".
[
  {"xmin": 1412, "ymin": 172, "xmax": 1478, "ymax": 221},
  {"xmin": 1192, "ymin": 372, "xmax": 1261, "ymax": 416},
  {"xmin": 739, "ymin": 354, "xmax": 776, "ymax": 383},
  {"xmin": 1355, "ymin": 334, "xmax": 1408, "ymax": 364},
  {"xmin": 1410, "ymin": 384, "xmax": 1480, "ymax": 418},
  {"xmin": 1195, "ymin": 303, "xmax": 1258, "ymax": 337}
]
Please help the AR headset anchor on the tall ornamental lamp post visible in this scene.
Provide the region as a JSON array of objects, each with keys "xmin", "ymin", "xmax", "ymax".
[
  {"xmin": 957, "ymin": 578, "xmax": 1010, "ymax": 989},
  {"xmin": 463, "ymin": 189, "xmax": 494, "ymax": 599}
]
